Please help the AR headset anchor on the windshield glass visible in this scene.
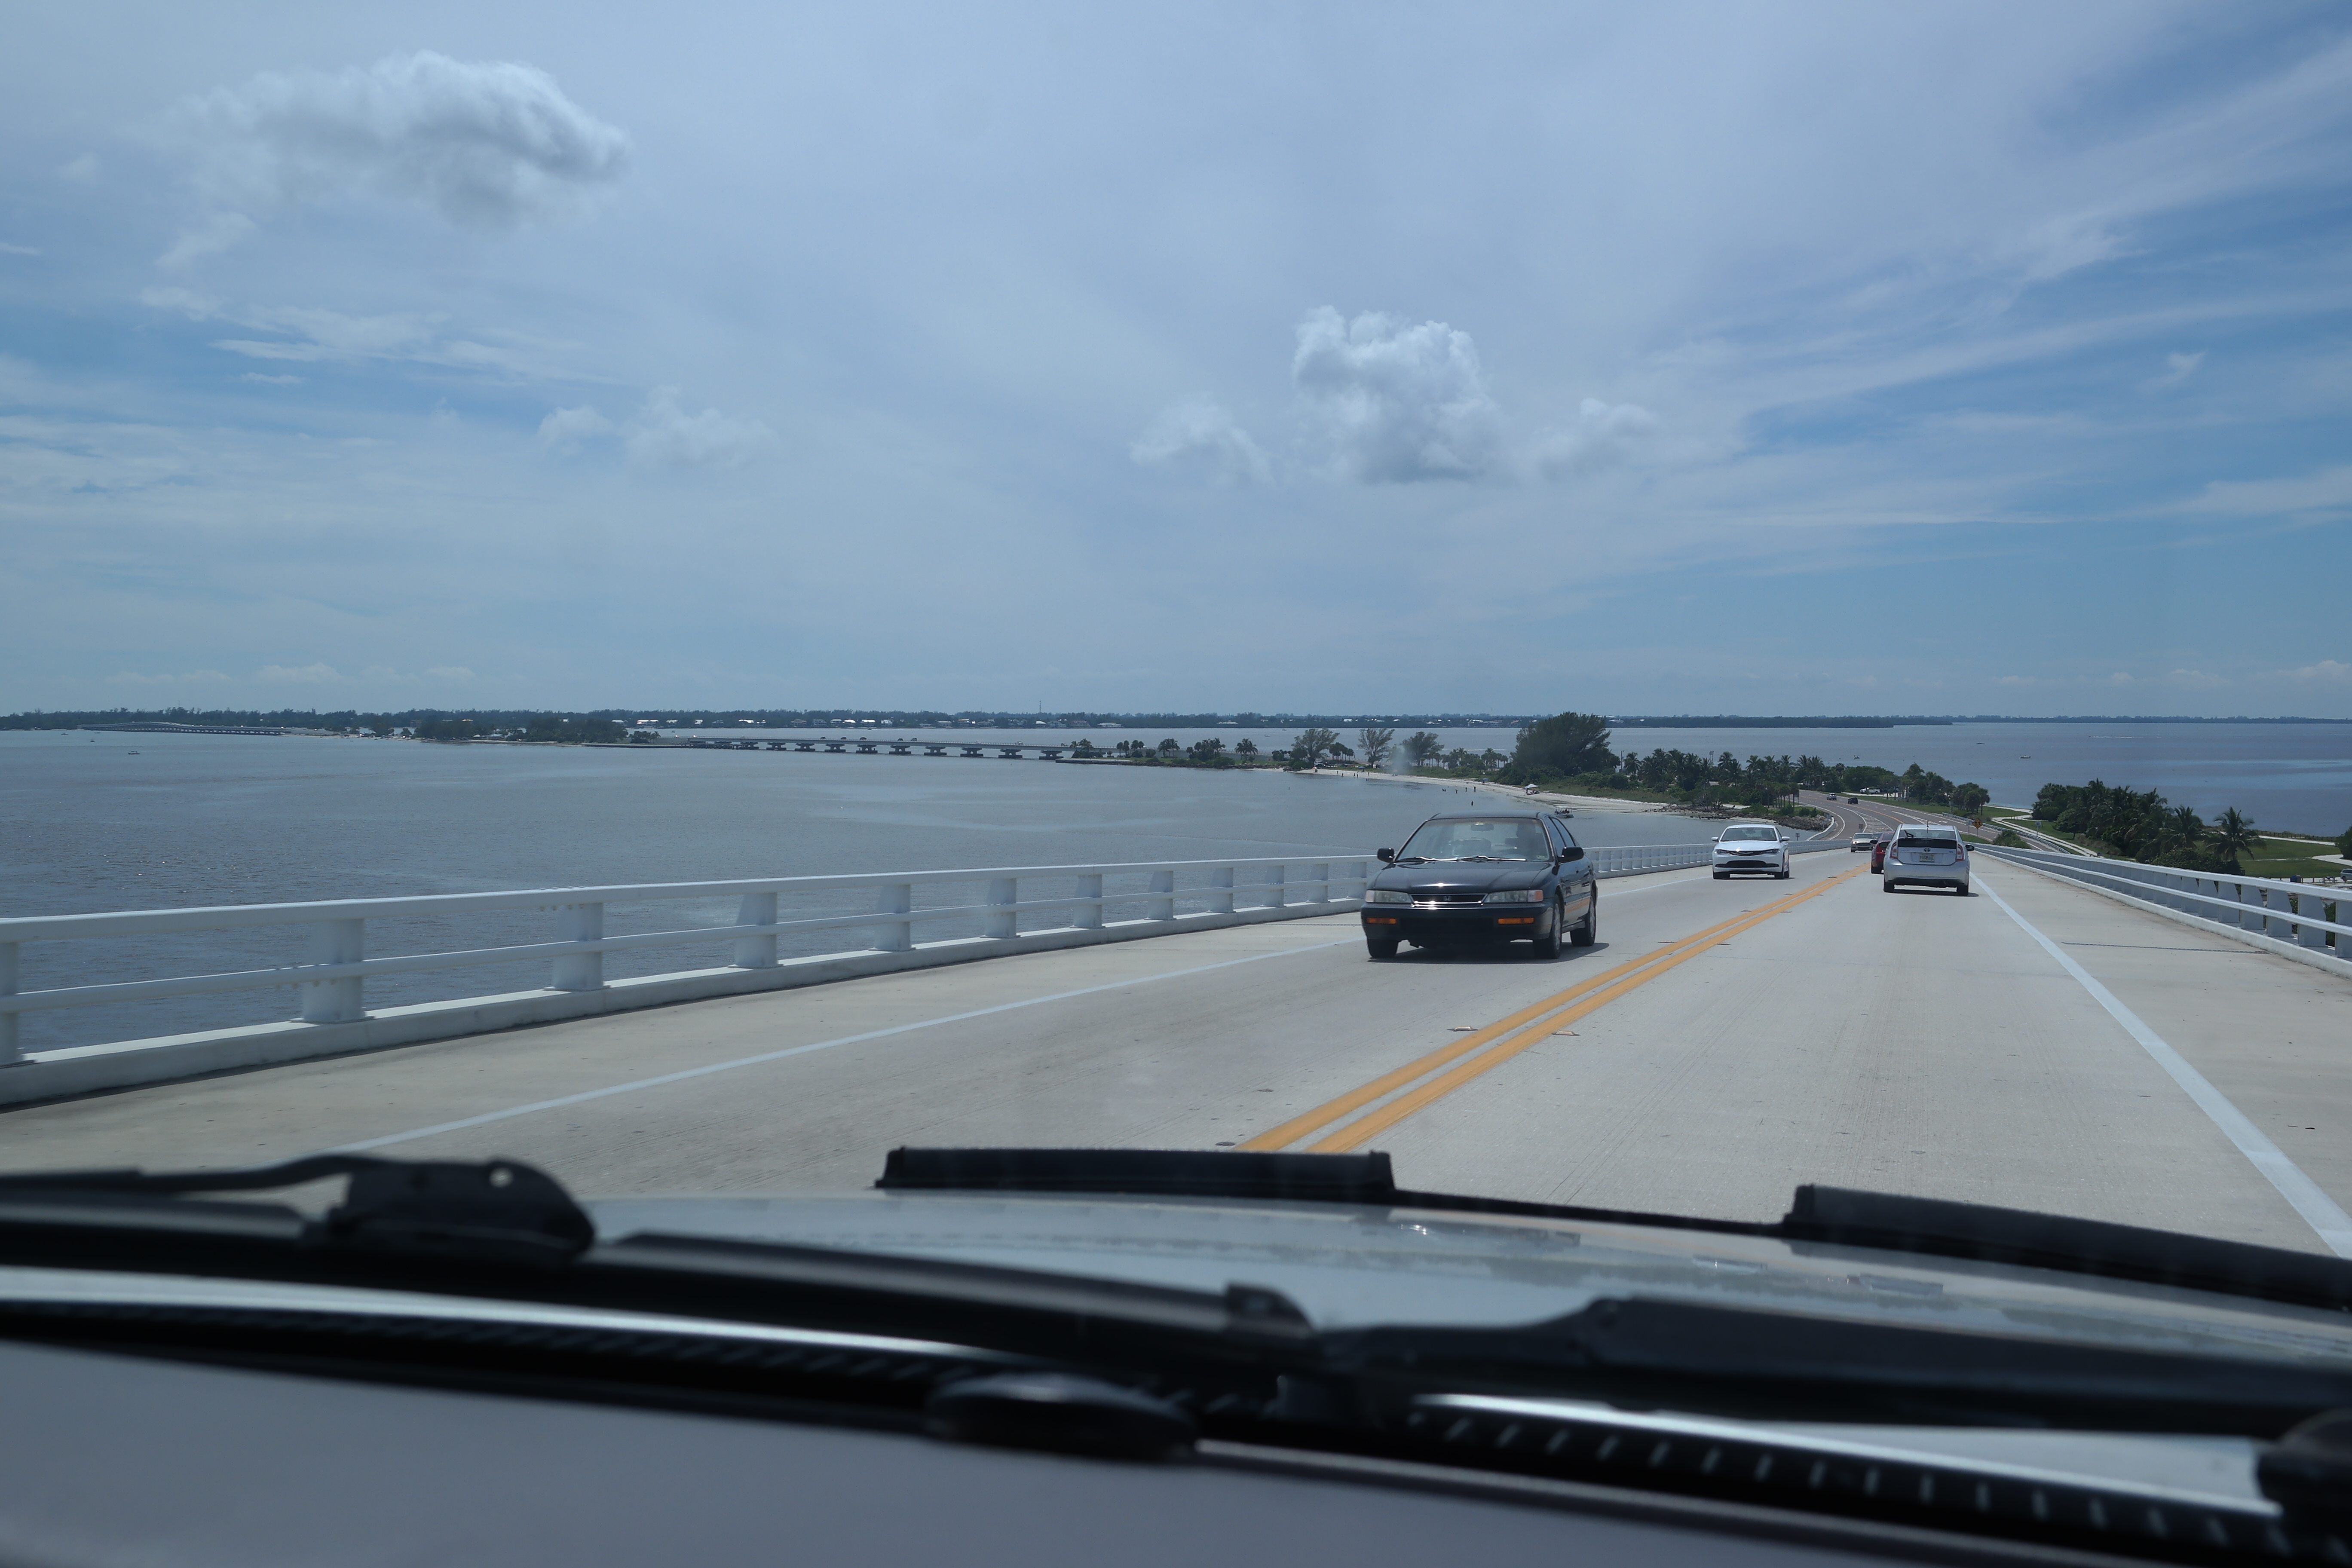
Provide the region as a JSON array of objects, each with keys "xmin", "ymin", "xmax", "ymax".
[
  {"xmin": 1396, "ymin": 818, "xmax": 1552, "ymax": 861},
  {"xmin": 3, "ymin": 10, "xmax": 2349, "ymax": 1502}
]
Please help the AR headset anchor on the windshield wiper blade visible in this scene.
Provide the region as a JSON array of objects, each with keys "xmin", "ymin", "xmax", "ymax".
[
  {"xmin": 878, "ymin": 1150, "xmax": 2352, "ymax": 1314},
  {"xmin": 1324, "ymin": 1295, "xmax": 2352, "ymax": 1435},
  {"xmin": 0, "ymin": 1153, "xmax": 1317, "ymax": 1371},
  {"xmin": 881, "ymin": 1147, "xmax": 1397, "ymax": 1204},
  {"xmin": 0, "ymin": 1154, "xmax": 594, "ymax": 1267}
]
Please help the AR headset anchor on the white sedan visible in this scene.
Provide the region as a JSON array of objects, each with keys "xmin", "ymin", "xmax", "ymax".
[{"xmin": 1712, "ymin": 824, "xmax": 1790, "ymax": 879}]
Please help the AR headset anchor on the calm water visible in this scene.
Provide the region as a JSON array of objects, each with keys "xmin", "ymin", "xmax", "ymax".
[
  {"xmin": 0, "ymin": 729, "xmax": 1695, "ymax": 1051},
  {"xmin": 1611, "ymin": 722, "xmax": 2351, "ymax": 834}
]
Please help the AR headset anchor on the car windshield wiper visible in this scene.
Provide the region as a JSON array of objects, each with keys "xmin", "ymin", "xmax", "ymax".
[
  {"xmin": 0, "ymin": 1154, "xmax": 1316, "ymax": 1372},
  {"xmin": 882, "ymin": 1148, "xmax": 2352, "ymax": 1317}
]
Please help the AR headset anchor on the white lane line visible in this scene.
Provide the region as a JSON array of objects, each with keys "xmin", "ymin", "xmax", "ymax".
[
  {"xmin": 334, "ymin": 937, "xmax": 1354, "ymax": 1154},
  {"xmin": 1976, "ymin": 872, "xmax": 2352, "ymax": 1257}
]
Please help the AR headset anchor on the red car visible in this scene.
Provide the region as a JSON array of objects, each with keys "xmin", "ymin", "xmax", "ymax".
[{"xmin": 1869, "ymin": 835, "xmax": 1894, "ymax": 873}]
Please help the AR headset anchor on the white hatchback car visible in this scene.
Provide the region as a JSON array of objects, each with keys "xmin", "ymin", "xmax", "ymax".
[
  {"xmin": 1712, "ymin": 823, "xmax": 1789, "ymax": 879},
  {"xmin": 1883, "ymin": 826, "xmax": 1969, "ymax": 894}
]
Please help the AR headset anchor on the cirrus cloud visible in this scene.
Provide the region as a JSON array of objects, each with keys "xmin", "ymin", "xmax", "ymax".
[{"xmin": 537, "ymin": 389, "xmax": 775, "ymax": 468}]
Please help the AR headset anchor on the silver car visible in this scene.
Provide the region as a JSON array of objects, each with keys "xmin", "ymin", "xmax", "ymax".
[
  {"xmin": 1712, "ymin": 822, "xmax": 1789, "ymax": 879},
  {"xmin": 1883, "ymin": 825, "xmax": 1969, "ymax": 894}
]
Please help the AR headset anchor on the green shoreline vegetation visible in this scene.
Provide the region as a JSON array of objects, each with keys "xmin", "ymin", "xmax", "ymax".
[{"xmin": 16, "ymin": 705, "xmax": 2348, "ymax": 862}]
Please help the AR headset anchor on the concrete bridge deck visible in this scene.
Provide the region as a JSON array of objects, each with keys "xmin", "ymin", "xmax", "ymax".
[{"xmin": 7, "ymin": 842, "xmax": 2345, "ymax": 1258}]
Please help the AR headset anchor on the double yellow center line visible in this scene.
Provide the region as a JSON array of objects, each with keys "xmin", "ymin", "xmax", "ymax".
[{"xmin": 1238, "ymin": 863, "xmax": 1870, "ymax": 1153}]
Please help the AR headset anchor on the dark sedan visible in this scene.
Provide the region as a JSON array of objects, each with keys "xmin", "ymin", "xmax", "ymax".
[{"xmin": 1360, "ymin": 812, "xmax": 1596, "ymax": 960}]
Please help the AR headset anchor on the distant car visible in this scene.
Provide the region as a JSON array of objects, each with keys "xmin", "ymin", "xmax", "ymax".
[
  {"xmin": 1883, "ymin": 826, "xmax": 1969, "ymax": 894},
  {"xmin": 1712, "ymin": 823, "xmax": 1790, "ymax": 879},
  {"xmin": 1870, "ymin": 835, "xmax": 1893, "ymax": 873},
  {"xmin": 1362, "ymin": 812, "xmax": 1597, "ymax": 960},
  {"xmin": 1850, "ymin": 834, "xmax": 1874, "ymax": 852}
]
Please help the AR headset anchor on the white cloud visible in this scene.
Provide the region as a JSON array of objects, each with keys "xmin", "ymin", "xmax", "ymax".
[
  {"xmin": 2165, "ymin": 668, "xmax": 2227, "ymax": 689},
  {"xmin": 158, "ymin": 211, "xmax": 256, "ymax": 268},
  {"xmin": 239, "ymin": 372, "xmax": 303, "ymax": 384},
  {"xmin": 1533, "ymin": 398, "xmax": 1660, "ymax": 478},
  {"xmin": 2107, "ymin": 671, "xmax": 2135, "ymax": 685},
  {"xmin": 138, "ymin": 285, "xmax": 224, "ymax": 319},
  {"xmin": 161, "ymin": 51, "xmax": 629, "ymax": 261},
  {"xmin": 425, "ymin": 665, "xmax": 478, "ymax": 683},
  {"xmin": 622, "ymin": 387, "xmax": 774, "ymax": 468},
  {"xmin": 2275, "ymin": 659, "xmax": 2351, "ymax": 683},
  {"xmin": 2172, "ymin": 464, "xmax": 2352, "ymax": 520},
  {"xmin": 537, "ymin": 404, "xmax": 616, "ymax": 452},
  {"xmin": 2145, "ymin": 350, "xmax": 2204, "ymax": 390},
  {"xmin": 257, "ymin": 661, "xmax": 341, "ymax": 683},
  {"xmin": 106, "ymin": 668, "xmax": 228, "ymax": 686},
  {"xmin": 1130, "ymin": 395, "xmax": 1269, "ymax": 484},
  {"xmin": 137, "ymin": 289, "xmax": 567, "ymax": 378},
  {"xmin": 1292, "ymin": 307, "xmax": 1502, "ymax": 482},
  {"xmin": 0, "ymin": 241, "xmax": 39, "ymax": 257}
]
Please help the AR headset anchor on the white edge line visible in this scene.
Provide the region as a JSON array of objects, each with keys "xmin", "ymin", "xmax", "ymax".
[
  {"xmin": 334, "ymin": 936, "xmax": 1355, "ymax": 1153},
  {"xmin": 1975, "ymin": 871, "xmax": 2352, "ymax": 1258}
]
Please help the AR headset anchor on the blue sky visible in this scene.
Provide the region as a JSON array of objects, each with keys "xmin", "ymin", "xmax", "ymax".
[{"xmin": 2, "ymin": 1, "xmax": 2348, "ymax": 717}]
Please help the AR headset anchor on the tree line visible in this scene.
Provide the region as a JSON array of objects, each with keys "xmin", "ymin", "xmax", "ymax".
[{"xmin": 2032, "ymin": 781, "xmax": 2269, "ymax": 872}]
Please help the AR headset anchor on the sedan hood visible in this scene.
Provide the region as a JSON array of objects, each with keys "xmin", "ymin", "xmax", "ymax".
[{"xmin": 1370, "ymin": 863, "xmax": 1546, "ymax": 895}]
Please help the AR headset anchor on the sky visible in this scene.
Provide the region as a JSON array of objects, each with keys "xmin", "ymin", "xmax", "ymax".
[{"xmin": 2, "ymin": 1, "xmax": 2348, "ymax": 718}]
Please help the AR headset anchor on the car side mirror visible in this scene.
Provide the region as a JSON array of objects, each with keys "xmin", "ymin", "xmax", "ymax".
[
  {"xmin": 1557, "ymin": 846, "xmax": 1584, "ymax": 863},
  {"xmin": 1377, "ymin": 848, "xmax": 1395, "ymax": 864}
]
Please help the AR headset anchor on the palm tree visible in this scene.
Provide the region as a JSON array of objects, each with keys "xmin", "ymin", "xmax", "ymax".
[
  {"xmin": 2211, "ymin": 807, "xmax": 2262, "ymax": 872},
  {"xmin": 2167, "ymin": 804, "xmax": 2204, "ymax": 852},
  {"xmin": 1289, "ymin": 727, "xmax": 1338, "ymax": 768}
]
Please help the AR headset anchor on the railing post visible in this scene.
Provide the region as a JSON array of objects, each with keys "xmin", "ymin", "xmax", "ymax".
[
  {"xmin": 987, "ymin": 877, "xmax": 1019, "ymax": 939},
  {"xmin": 1209, "ymin": 866, "xmax": 1234, "ymax": 915},
  {"xmin": 733, "ymin": 892, "xmax": 778, "ymax": 969},
  {"xmin": 552, "ymin": 904, "xmax": 605, "ymax": 991},
  {"xmin": 1309, "ymin": 863, "xmax": 1330, "ymax": 904},
  {"xmin": 2297, "ymin": 892, "xmax": 2329, "ymax": 952},
  {"xmin": 0, "ymin": 942, "xmax": 18, "ymax": 1066},
  {"xmin": 299, "ymin": 918, "xmax": 366, "ymax": 1023},
  {"xmin": 874, "ymin": 883, "xmax": 913, "ymax": 952},
  {"xmin": 1148, "ymin": 870, "xmax": 1176, "ymax": 922},
  {"xmin": 1073, "ymin": 874, "xmax": 1102, "ymax": 930},
  {"xmin": 1265, "ymin": 864, "xmax": 1286, "ymax": 910}
]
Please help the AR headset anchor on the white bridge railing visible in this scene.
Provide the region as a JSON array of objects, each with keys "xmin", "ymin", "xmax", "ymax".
[
  {"xmin": 0, "ymin": 837, "xmax": 1799, "ymax": 1070},
  {"xmin": 1586, "ymin": 836, "xmax": 1843, "ymax": 876},
  {"xmin": 0, "ymin": 858, "xmax": 1372, "ymax": 1066},
  {"xmin": 1977, "ymin": 847, "xmax": 2347, "ymax": 967}
]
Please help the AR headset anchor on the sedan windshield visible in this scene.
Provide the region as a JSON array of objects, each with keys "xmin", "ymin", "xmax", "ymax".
[
  {"xmin": 1720, "ymin": 826, "xmax": 1777, "ymax": 841},
  {"xmin": 1396, "ymin": 818, "xmax": 1550, "ymax": 861}
]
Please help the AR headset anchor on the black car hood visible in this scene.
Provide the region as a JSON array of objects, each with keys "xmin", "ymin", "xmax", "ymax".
[{"xmin": 1371, "ymin": 862, "xmax": 1549, "ymax": 895}]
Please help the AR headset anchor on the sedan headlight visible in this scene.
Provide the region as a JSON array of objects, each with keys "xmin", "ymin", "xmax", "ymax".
[
  {"xmin": 1483, "ymin": 888, "xmax": 1545, "ymax": 904},
  {"xmin": 1363, "ymin": 889, "xmax": 1412, "ymax": 904}
]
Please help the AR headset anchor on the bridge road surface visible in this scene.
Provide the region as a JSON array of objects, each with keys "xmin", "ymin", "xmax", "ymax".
[{"xmin": 4, "ymin": 852, "xmax": 2346, "ymax": 1258}]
